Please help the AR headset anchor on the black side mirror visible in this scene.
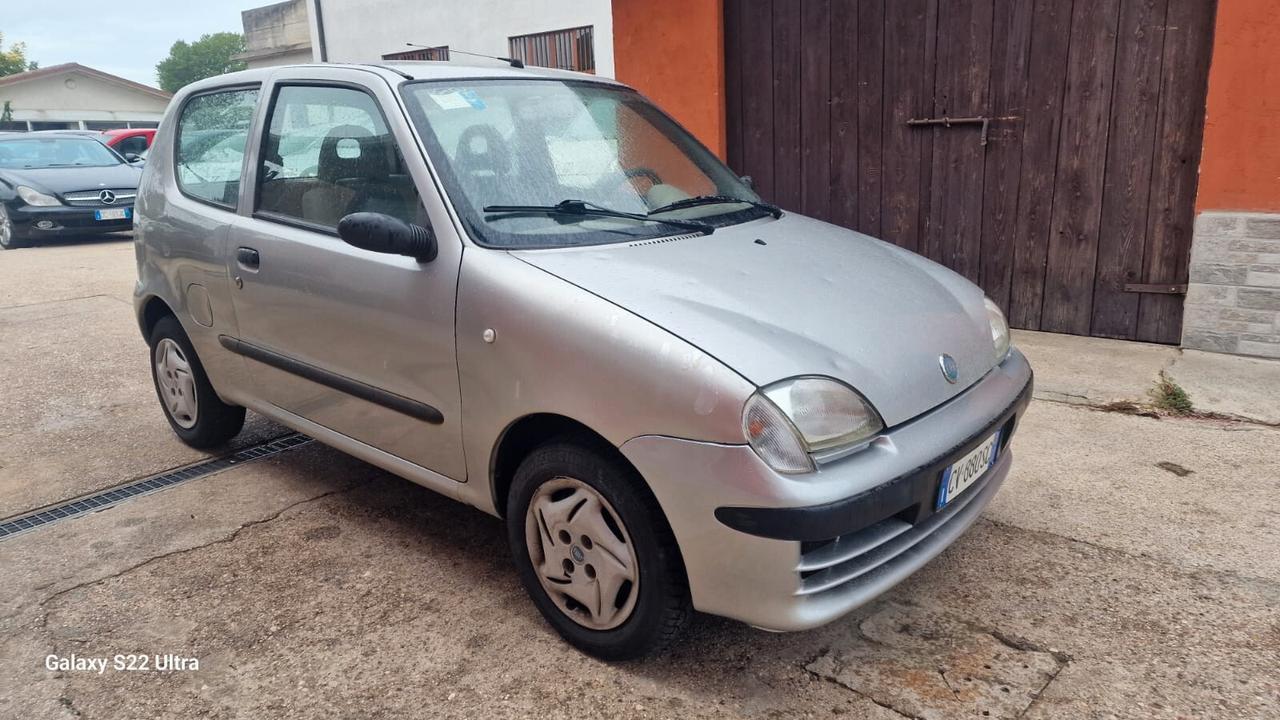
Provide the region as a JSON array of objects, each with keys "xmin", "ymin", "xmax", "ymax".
[
  {"xmin": 124, "ymin": 153, "xmax": 143, "ymax": 163},
  {"xmin": 337, "ymin": 212, "xmax": 437, "ymax": 262}
]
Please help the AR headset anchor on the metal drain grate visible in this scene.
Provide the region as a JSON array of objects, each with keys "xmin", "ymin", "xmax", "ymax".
[{"xmin": 0, "ymin": 433, "xmax": 312, "ymax": 541}]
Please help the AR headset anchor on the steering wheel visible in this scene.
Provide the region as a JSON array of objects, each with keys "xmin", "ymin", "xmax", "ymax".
[
  {"xmin": 624, "ymin": 167, "xmax": 663, "ymax": 188},
  {"xmin": 598, "ymin": 166, "xmax": 665, "ymax": 205}
]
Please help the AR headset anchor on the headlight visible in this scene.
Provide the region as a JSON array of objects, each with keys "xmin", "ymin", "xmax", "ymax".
[
  {"xmin": 743, "ymin": 377, "xmax": 884, "ymax": 474},
  {"xmin": 984, "ymin": 297, "xmax": 1011, "ymax": 360},
  {"xmin": 16, "ymin": 186, "xmax": 61, "ymax": 207}
]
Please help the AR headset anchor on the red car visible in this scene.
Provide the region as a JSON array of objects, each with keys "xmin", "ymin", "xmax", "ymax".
[{"xmin": 100, "ymin": 128, "xmax": 156, "ymax": 158}]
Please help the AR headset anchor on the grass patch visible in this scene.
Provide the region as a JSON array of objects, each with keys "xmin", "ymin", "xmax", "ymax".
[{"xmin": 1149, "ymin": 371, "xmax": 1193, "ymax": 414}]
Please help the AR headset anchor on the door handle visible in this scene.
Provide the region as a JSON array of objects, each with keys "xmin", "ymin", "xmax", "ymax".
[{"xmin": 236, "ymin": 247, "xmax": 260, "ymax": 271}]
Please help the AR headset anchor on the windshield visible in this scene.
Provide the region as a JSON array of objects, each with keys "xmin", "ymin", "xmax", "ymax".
[
  {"xmin": 0, "ymin": 137, "xmax": 122, "ymax": 169},
  {"xmin": 401, "ymin": 79, "xmax": 768, "ymax": 248}
]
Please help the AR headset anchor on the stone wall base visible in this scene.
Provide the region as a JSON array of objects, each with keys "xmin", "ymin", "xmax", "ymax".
[{"xmin": 1183, "ymin": 212, "xmax": 1280, "ymax": 358}]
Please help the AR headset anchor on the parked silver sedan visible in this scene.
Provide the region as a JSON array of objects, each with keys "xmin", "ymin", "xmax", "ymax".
[{"xmin": 133, "ymin": 62, "xmax": 1032, "ymax": 659}]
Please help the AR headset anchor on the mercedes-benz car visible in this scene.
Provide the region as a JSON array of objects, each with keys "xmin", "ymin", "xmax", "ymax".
[
  {"xmin": 0, "ymin": 133, "xmax": 142, "ymax": 249},
  {"xmin": 133, "ymin": 62, "xmax": 1033, "ymax": 660}
]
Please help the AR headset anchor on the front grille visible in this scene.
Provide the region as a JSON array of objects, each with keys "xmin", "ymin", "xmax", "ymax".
[
  {"xmin": 795, "ymin": 467, "xmax": 997, "ymax": 596},
  {"xmin": 62, "ymin": 188, "xmax": 137, "ymax": 207}
]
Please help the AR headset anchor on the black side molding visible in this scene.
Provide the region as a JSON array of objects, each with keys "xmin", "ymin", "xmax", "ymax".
[
  {"xmin": 714, "ymin": 373, "xmax": 1033, "ymax": 542},
  {"xmin": 218, "ymin": 335, "xmax": 444, "ymax": 425}
]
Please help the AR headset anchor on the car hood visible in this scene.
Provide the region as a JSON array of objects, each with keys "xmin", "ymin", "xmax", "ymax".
[
  {"xmin": 2, "ymin": 164, "xmax": 142, "ymax": 196},
  {"xmin": 512, "ymin": 213, "xmax": 1000, "ymax": 427}
]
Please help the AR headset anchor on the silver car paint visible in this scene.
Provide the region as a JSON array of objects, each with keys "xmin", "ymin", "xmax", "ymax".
[
  {"xmin": 134, "ymin": 100, "xmax": 255, "ymax": 401},
  {"xmin": 453, "ymin": 246, "xmax": 757, "ymax": 515},
  {"xmin": 135, "ymin": 62, "xmax": 1030, "ymax": 632},
  {"xmin": 513, "ymin": 212, "xmax": 996, "ymax": 427},
  {"xmin": 226, "ymin": 67, "xmax": 468, "ymax": 480},
  {"xmin": 622, "ymin": 349, "xmax": 1030, "ymax": 630}
]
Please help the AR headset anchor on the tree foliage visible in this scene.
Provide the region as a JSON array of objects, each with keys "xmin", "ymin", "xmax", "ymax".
[
  {"xmin": 0, "ymin": 33, "xmax": 39, "ymax": 77},
  {"xmin": 156, "ymin": 32, "xmax": 246, "ymax": 93}
]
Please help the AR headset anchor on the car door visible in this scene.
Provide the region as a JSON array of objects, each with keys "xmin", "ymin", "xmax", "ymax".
[{"xmin": 225, "ymin": 68, "xmax": 466, "ymax": 481}]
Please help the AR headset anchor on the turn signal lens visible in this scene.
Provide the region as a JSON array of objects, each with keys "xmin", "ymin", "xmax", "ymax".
[
  {"xmin": 743, "ymin": 392, "xmax": 814, "ymax": 475},
  {"xmin": 985, "ymin": 297, "xmax": 1011, "ymax": 361}
]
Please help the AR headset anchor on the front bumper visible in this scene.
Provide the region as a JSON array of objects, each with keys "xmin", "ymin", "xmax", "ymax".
[
  {"xmin": 620, "ymin": 348, "xmax": 1033, "ymax": 631},
  {"xmin": 9, "ymin": 204, "xmax": 134, "ymax": 239}
]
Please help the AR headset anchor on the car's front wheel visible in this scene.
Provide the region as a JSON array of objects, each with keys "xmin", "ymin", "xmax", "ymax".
[
  {"xmin": 0, "ymin": 205, "xmax": 25, "ymax": 250},
  {"xmin": 148, "ymin": 315, "xmax": 245, "ymax": 448},
  {"xmin": 507, "ymin": 439, "xmax": 691, "ymax": 660}
]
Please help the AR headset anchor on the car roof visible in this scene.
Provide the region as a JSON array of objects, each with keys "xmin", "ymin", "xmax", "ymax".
[
  {"xmin": 180, "ymin": 61, "xmax": 629, "ymax": 96},
  {"xmin": 0, "ymin": 131, "xmax": 104, "ymax": 140},
  {"xmin": 101, "ymin": 128, "xmax": 155, "ymax": 137},
  {"xmin": 30, "ymin": 129, "xmax": 101, "ymax": 135}
]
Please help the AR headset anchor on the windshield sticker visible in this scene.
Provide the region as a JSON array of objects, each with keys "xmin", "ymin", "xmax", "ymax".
[{"xmin": 429, "ymin": 89, "xmax": 486, "ymax": 111}]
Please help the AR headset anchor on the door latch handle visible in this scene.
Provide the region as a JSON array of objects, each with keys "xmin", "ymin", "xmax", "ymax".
[{"xmin": 236, "ymin": 247, "xmax": 260, "ymax": 270}]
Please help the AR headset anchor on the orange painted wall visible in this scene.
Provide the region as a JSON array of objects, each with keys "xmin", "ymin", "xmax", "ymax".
[
  {"xmin": 1197, "ymin": 0, "xmax": 1280, "ymax": 212},
  {"xmin": 611, "ymin": 0, "xmax": 726, "ymax": 158}
]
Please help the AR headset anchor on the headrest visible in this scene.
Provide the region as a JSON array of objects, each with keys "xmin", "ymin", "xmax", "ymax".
[{"xmin": 317, "ymin": 125, "xmax": 390, "ymax": 182}]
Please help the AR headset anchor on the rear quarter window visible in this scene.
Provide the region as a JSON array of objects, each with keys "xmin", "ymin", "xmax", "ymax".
[{"xmin": 175, "ymin": 88, "xmax": 259, "ymax": 208}]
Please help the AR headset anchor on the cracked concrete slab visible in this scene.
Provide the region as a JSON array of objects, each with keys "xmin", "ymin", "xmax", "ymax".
[
  {"xmin": 1167, "ymin": 349, "xmax": 1280, "ymax": 425},
  {"xmin": 2, "ymin": 238, "xmax": 1279, "ymax": 719},
  {"xmin": 0, "ymin": 444, "xmax": 360, "ymax": 621},
  {"xmin": 3, "ymin": 444, "xmax": 1276, "ymax": 718},
  {"xmin": 806, "ymin": 603, "xmax": 1066, "ymax": 719},
  {"xmin": 2, "ymin": 446, "xmax": 903, "ymax": 719},
  {"xmin": 0, "ymin": 289, "xmax": 286, "ymax": 518},
  {"xmin": 1013, "ymin": 329, "xmax": 1280, "ymax": 424},
  {"xmin": 1014, "ymin": 329, "xmax": 1178, "ymax": 407},
  {"xmin": 988, "ymin": 400, "xmax": 1280, "ymax": 581}
]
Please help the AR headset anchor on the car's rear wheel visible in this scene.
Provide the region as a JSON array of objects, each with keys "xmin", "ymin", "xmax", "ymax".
[
  {"xmin": 148, "ymin": 315, "xmax": 245, "ymax": 448},
  {"xmin": 507, "ymin": 439, "xmax": 691, "ymax": 660},
  {"xmin": 0, "ymin": 206, "xmax": 24, "ymax": 250}
]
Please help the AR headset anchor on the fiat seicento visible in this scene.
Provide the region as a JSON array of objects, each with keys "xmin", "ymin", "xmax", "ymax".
[{"xmin": 133, "ymin": 61, "xmax": 1033, "ymax": 660}]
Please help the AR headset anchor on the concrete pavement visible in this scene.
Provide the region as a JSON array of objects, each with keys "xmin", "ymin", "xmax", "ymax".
[
  {"xmin": 1, "ymin": 239, "xmax": 1277, "ymax": 719},
  {"xmin": 1016, "ymin": 328, "xmax": 1280, "ymax": 424},
  {"xmin": 0, "ymin": 238, "xmax": 286, "ymax": 517}
]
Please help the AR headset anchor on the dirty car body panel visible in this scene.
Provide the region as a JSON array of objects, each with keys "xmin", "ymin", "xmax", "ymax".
[{"xmin": 134, "ymin": 62, "xmax": 1033, "ymax": 639}]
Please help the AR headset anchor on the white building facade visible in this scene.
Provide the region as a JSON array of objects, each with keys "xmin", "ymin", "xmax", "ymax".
[
  {"xmin": 307, "ymin": 0, "xmax": 615, "ymax": 76},
  {"xmin": 0, "ymin": 64, "xmax": 170, "ymax": 132}
]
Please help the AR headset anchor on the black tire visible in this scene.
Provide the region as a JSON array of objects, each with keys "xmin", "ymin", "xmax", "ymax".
[
  {"xmin": 148, "ymin": 314, "xmax": 245, "ymax": 448},
  {"xmin": 507, "ymin": 438, "xmax": 692, "ymax": 660},
  {"xmin": 0, "ymin": 206, "xmax": 25, "ymax": 250}
]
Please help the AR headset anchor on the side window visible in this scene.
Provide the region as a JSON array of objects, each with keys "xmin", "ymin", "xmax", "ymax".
[
  {"xmin": 117, "ymin": 136, "xmax": 147, "ymax": 156},
  {"xmin": 175, "ymin": 88, "xmax": 259, "ymax": 208},
  {"xmin": 257, "ymin": 85, "xmax": 422, "ymax": 229}
]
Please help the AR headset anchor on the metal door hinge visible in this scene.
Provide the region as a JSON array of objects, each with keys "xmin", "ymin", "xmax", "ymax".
[{"xmin": 1123, "ymin": 283, "xmax": 1187, "ymax": 295}]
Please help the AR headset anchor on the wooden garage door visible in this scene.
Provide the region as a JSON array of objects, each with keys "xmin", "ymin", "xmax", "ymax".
[{"xmin": 724, "ymin": 0, "xmax": 1216, "ymax": 343}]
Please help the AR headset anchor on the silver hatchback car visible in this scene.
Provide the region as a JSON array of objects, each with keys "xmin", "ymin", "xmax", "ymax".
[{"xmin": 134, "ymin": 62, "xmax": 1032, "ymax": 659}]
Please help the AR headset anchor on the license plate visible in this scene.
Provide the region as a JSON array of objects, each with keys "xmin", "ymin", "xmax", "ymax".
[
  {"xmin": 936, "ymin": 430, "xmax": 1002, "ymax": 509},
  {"xmin": 95, "ymin": 207, "xmax": 131, "ymax": 221}
]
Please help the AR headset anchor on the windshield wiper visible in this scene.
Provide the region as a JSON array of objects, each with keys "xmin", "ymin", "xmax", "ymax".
[
  {"xmin": 648, "ymin": 194, "xmax": 782, "ymax": 219},
  {"xmin": 483, "ymin": 199, "xmax": 715, "ymax": 235}
]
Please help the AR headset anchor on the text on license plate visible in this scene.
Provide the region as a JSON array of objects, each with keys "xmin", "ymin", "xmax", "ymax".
[
  {"xmin": 936, "ymin": 430, "xmax": 1002, "ymax": 509},
  {"xmin": 95, "ymin": 207, "xmax": 131, "ymax": 221}
]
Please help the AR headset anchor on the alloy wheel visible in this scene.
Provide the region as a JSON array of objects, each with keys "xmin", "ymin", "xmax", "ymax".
[
  {"xmin": 524, "ymin": 476, "xmax": 640, "ymax": 630},
  {"xmin": 154, "ymin": 338, "xmax": 199, "ymax": 429},
  {"xmin": 0, "ymin": 206, "xmax": 12, "ymax": 248}
]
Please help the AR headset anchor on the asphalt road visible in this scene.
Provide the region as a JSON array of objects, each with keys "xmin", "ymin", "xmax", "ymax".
[{"xmin": 1, "ymin": 236, "xmax": 1277, "ymax": 719}]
